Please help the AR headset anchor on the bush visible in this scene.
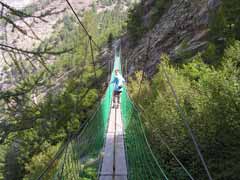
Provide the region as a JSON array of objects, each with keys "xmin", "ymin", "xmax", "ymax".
[
  {"xmin": 23, "ymin": 143, "xmax": 61, "ymax": 180},
  {"xmin": 128, "ymin": 49, "xmax": 240, "ymax": 179}
]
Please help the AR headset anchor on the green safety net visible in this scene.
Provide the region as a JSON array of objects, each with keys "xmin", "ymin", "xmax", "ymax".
[
  {"xmin": 39, "ymin": 83, "xmax": 113, "ymax": 180},
  {"xmin": 38, "ymin": 46, "xmax": 122, "ymax": 180},
  {"xmin": 53, "ymin": 84, "xmax": 112, "ymax": 180},
  {"xmin": 121, "ymin": 88, "xmax": 169, "ymax": 180},
  {"xmin": 115, "ymin": 42, "xmax": 169, "ymax": 179},
  {"xmin": 38, "ymin": 44, "xmax": 170, "ymax": 180}
]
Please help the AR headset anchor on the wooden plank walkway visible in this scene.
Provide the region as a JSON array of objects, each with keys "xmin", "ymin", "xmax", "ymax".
[{"xmin": 99, "ymin": 103, "xmax": 127, "ymax": 180}]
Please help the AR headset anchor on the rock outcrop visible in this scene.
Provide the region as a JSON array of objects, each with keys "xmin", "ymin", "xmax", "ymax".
[{"xmin": 122, "ymin": 0, "xmax": 217, "ymax": 77}]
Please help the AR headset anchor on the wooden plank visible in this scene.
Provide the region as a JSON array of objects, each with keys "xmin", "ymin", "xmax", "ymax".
[
  {"xmin": 115, "ymin": 134, "xmax": 127, "ymax": 176},
  {"xmin": 100, "ymin": 106, "xmax": 115, "ymax": 178},
  {"xmin": 100, "ymin": 133, "xmax": 114, "ymax": 175},
  {"xmin": 107, "ymin": 108, "xmax": 115, "ymax": 134},
  {"xmin": 99, "ymin": 175, "xmax": 113, "ymax": 180},
  {"xmin": 114, "ymin": 175, "xmax": 128, "ymax": 180},
  {"xmin": 115, "ymin": 107, "xmax": 124, "ymax": 135},
  {"xmin": 100, "ymin": 101, "xmax": 127, "ymax": 180},
  {"xmin": 115, "ymin": 108, "xmax": 127, "ymax": 177}
]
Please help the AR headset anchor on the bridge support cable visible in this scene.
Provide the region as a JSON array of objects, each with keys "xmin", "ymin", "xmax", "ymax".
[
  {"xmin": 65, "ymin": 0, "xmax": 100, "ymax": 50},
  {"xmin": 130, "ymin": 36, "xmax": 195, "ymax": 180},
  {"xmin": 125, "ymin": 87, "xmax": 197, "ymax": 180},
  {"xmin": 65, "ymin": 0, "xmax": 100, "ymax": 88},
  {"xmin": 147, "ymin": 117, "xmax": 195, "ymax": 179},
  {"xmin": 89, "ymin": 38, "xmax": 98, "ymax": 85},
  {"xmin": 160, "ymin": 61, "xmax": 213, "ymax": 180}
]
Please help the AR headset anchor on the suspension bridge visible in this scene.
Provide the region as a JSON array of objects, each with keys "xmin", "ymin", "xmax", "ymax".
[
  {"xmin": 36, "ymin": 45, "xmax": 197, "ymax": 180},
  {"xmin": 35, "ymin": 0, "xmax": 213, "ymax": 179},
  {"xmin": 37, "ymin": 44, "xmax": 170, "ymax": 179}
]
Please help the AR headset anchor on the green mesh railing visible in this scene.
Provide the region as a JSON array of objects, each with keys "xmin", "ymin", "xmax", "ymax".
[
  {"xmin": 53, "ymin": 52, "xmax": 123, "ymax": 180},
  {"xmin": 37, "ymin": 45, "xmax": 122, "ymax": 180},
  {"xmin": 38, "ymin": 43, "xmax": 171, "ymax": 180},
  {"xmin": 38, "ymin": 83, "xmax": 113, "ymax": 180},
  {"xmin": 54, "ymin": 84, "xmax": 113, "ymax": 180},
  {"xmin": 121, "ymin": 88, "xmax": 169, "ymax": 180}
]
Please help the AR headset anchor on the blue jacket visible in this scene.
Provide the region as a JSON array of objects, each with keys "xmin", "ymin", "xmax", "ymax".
[{"xmin": 111, "ymin": 74, "xmax": 125, "ymax": 92}]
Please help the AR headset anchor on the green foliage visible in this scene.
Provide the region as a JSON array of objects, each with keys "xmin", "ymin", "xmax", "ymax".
[
  {"xmin": 0, "ymin": 6, "xmax": 126, "ymax": 179},
  {"xmin": 222, "ymin": 40, "xmax": 240, "ymax": 77},
  {"xmin": 208, "ymin": 0, "xmax": 240, "ymax": 62},
  {"xmin": 202, "ymin": 43, "xmax": 218, "ymax": 64},
  {"xmin": 0, "ymin": 145, "xmax": 7, "ymax": 180},
  {"xmin": 221, "ymin": 0, "xmax": 240, "ymax": 40},
  {"xmin": 4, "ymin": 142, "xmax": 24, "ymax": 180},
  {"xmin": 175, "ymin": 39, "xmax": 196, "ymax": 61},
  {"xmin": 126, "ymin": 4, "xmax": 146, "ymax": 44},
  {"xmin": 149, "ymin": 0, "xmax": 170, "ymax": 28},
  {"xmin": 108, "ymin": 33, "xmax": 113, "ymax": 49},
  {"xmin": 23, "ymin": 143, "xmax": 61, "ymax": 180},
  {"xmin": 129, "ymin": 43, "xmax": 240, "ymax": 179},
  {"xmin": 79, "ymin": 167, "xmax": 97, "ymax": 180},
  {"xmin": 126, "ymin": 0, "xmax": 171, "ymax": 44}
]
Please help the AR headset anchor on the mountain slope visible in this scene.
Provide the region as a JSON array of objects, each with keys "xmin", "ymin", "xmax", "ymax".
[{"xmin": 122, "ymin": 0, "xmax": 217, "ymax": 76}]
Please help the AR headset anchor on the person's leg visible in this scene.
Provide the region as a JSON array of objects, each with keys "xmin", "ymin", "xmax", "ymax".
[
  {"xmin": 114, "ymin": 92, "xmax": 119, "ymax": 108},
  {"xmin": 113, "ymin": 91, "xmax": 116, "ymax": 103},
  {"xmin": 113, "ymin": 91, "xmax": 116, "ymax": 108},
  {"xmin": 117, "ymin": 92, "xmax": 120, "ymax": 104}
]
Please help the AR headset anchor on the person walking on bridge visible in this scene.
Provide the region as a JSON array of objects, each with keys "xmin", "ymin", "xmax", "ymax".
[{"xmin": 111, "ymin": 68, "xmax": 125, "ymax": 108}]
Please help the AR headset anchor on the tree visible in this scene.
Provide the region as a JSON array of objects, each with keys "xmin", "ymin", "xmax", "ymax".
[
  {"xmin": 208, "ymin": 0, "xmax": 240, "ymax": 62},
  {"xmin": 0, "ymin": 2, "xmax": 71, "ymax": 79},
  {"xmin": 126, "ymin": 4, "xmax": 145, "ymax": 44},
  {"xmin": 107, "ymin": 33, "xmax": 113, "ymax": 49}
]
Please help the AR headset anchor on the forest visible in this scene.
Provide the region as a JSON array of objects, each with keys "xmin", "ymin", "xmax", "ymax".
[
  {"xmin": 0, "ymin": 0, "xmax": 239, "ymax": 179},
  {"xmin": 0, "ymin": 1, "xmax": 125, "ymax": 179},
  {"xmin": 127, "ymin": 0, "xmax": 240, "ymax": 179}
]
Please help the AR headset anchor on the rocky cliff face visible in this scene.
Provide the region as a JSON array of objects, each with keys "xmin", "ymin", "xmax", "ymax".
[{"xmin": 122, "ymin": 0, "xmax": 220, "ymax": 77}]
